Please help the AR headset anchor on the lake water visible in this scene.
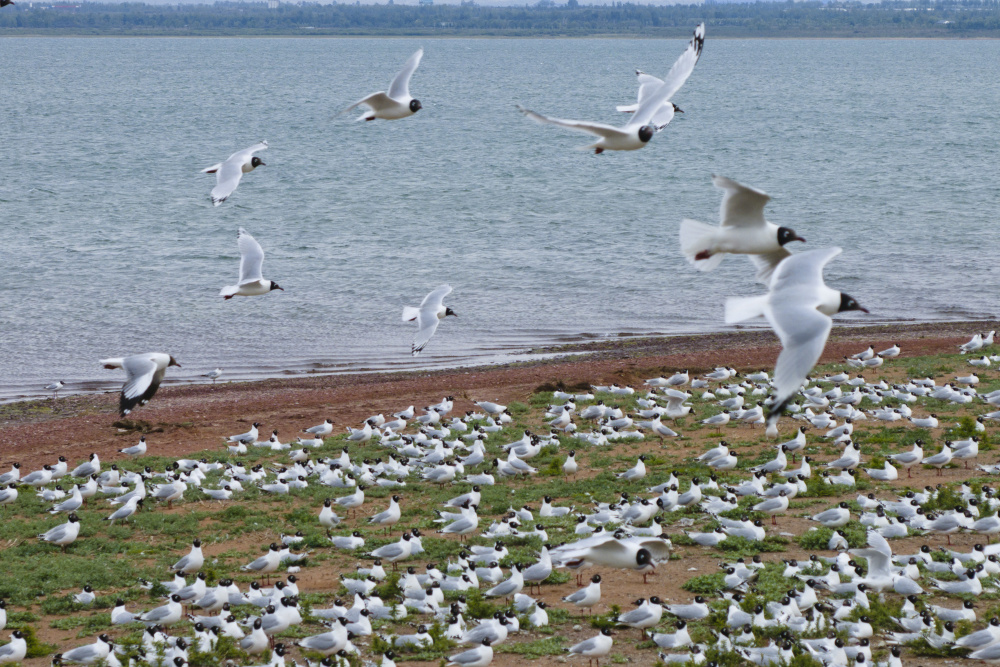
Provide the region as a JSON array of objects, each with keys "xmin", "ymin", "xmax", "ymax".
[{"xmin": 1, "ymin": 36, "xmax": 998, "ymax": 399}]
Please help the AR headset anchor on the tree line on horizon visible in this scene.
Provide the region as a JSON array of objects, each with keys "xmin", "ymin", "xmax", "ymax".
[{"xmin": 2, "ymin": 0, "xmax": 1000, "ymax": 35}]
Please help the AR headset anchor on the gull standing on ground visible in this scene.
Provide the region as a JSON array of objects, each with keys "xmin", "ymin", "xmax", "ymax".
[
  {"xmin": 447, "ymin": 639, "xmax": 493, "ymax": 667},
  {"xmin": 203, "ymin": 368, "xmax": 224, "ymax": 383},
  {"xmin": 37, "ymin": 513, "xmax": 80, "ymax": 551},
  {"xmin": 304, "ymin": 419, "xmax": 334, "ymax": 437},
  {"xmin": 516, "ymin": 23, "xmax": 704, "ymax": 154},
  {"xmin": 403, "ymin": 284, "xmax": 457, "ymax": 356},
  {"xmin": 567, "ymin": 628, "xmax": 614, "ymax": 664},
  {"xmin": 680, "ymin": 175, "xmax": 807, "ymax": 283},
  {"xmin": 118, "ymin": 436, "xmax": 147, "ymax": 457},
  {"xmin": 45, "ymin": 381, "xmax": 64, "ymax": 398},
  {"xmin": 242, "ymin": 543, "xmax": 282, "ymax": 581},
  {"xmin": 100, "ymin": 352, "xmax": 181, "ymax": 416},
  {"xmin": 170, "ymin": 539, "xmax": 204, "ymax": 574},
  {"xmin": 343, "ymin": 49, "xmax": 424, "ymax": 121},
  {"xmin": 202, "ymin": 141, "xmax": 266, "ymax": 206},
  {"xmin": 220, "ymin": 228, "xmax": 283, "ymax": 299},
  {"xmin": 0, "ymin": 631, "xmax": 27, "ymax": 664},
  {"xmin": 887, "ymin": 441, "xmax": 923, "ymax": 478},
  {"xmin": 724, "ymin": 247, "xmax": 868, "ymax": 432}
]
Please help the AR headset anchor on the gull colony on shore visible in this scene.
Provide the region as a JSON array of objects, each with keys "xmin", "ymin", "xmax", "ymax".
[{"xmin": 4, "ymin": 330, "xmax": 1000, "ymax": 666}]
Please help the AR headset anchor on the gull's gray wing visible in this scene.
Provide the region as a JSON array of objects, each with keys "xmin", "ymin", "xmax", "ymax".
[
  {"xmin": 42, "ymin": 524, "xmax": 69, "ymax": 541},
  {"xmin": 244, "ymin": 556, "xmax": 270, "ymax": 571},
  {"xmin": 618, "ymin": 607, "xmax": 654, "ymax": 624},
  {"xmin": 388, "ymin": 48, "xmax": 423, "ymax": 101},
  {"xmin": 570, "ymin": 636, "xmax": 601, "ymax": 654},
  {"xmin": 237, "ymin": 228, "xmax": 265, "ymax": 285},
  {"xmin": 62, "ymin": 645, "xmax": 100, "ymax": 662},
  {"xmin": 141, "ymin": 604, "xmax": 174, "ymax": 622},
  {"xmin": 372, "ymin": 543, "xmax": 405, "ymax": 559}
]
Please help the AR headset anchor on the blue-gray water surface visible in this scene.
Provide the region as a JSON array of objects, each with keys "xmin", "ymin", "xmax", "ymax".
[{"xmin": 1, "ymin": 37, "xmax": 997, "ymax": 399}]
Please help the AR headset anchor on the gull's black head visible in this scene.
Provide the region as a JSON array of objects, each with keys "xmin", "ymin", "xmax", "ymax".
[
  {"xmin": 838, "ymin": 293, "xmax": 869, "ymax": 314},
  {"xmin": 270, "ymin": 282, "xmax": 284, "ymax": 292},
  {"xmin": 672, "ymin": 102, "xmax": 684, "ymax": 114},
  {"xmin": 445, "ymin": 307, "xmax": 457, "ymax": 317},
  {"xmin": 410, "ymin": 99, "xmax": 422, "ymax": 113},
  {"xmin": 638, "ymin": 125, "xmax": 655, "ymax": 143},
  {"xmin": 251, "ymin": 156, "xmax": 265, "ymax": 168},
  {"xmin": 168, "ymin": 356, "xmax": 181, "ymax": 368},
  {"xmin": 777, "ymin": 226, "xmax": 805, "ymax": 246}
]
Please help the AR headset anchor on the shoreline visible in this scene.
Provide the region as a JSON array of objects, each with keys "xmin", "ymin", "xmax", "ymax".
[
  {"xmin": 1, "ymin": 318, "xmax": 994, "ymax": 469},
  {"xmin": 4, "ymin": 318, "xmax": 992, "ymax": 403}
]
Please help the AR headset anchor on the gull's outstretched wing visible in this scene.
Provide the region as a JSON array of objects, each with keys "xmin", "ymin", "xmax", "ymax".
[
  {"xmin": 343, "ymin": 92, "xmax": 394, "ymax": 117},
  {"xmin": 120, "ymin": 355, "xmax": 163, "ymax": 416},
  {"xmin": 628, "ymin": 23, "xmax": 705, "ymax": 129},
  {"xmin": 714, "ymin": 175, "xmax": 771, "ymax": 228},
  {"xmin": 388, "ymin": 48, "xmax": 423, "ymax": 101},
  {"xmin": 237, "ymin": 228, "xmax": 265, "ymax": 285},
  {"xmin": 764, "ymin": 248, "xmax": 844, "ymax": 412},
  {"xmin": 517, "ymin": 105, "xmax": 629, "ymax": 141},
  {"xmin": 412, "ymin": 312, "xmax": 442, "ymax": 357},
  {"xmin": 419, "ymin": 284, "xmax": 452, "ymax": 310},
  {"xmin": 749, "ymin": 249, "xmax": 792, "ymax": 285},
  {"xmin": 212, "ymin": 162, "xmax": 244, "ymax": 206}
]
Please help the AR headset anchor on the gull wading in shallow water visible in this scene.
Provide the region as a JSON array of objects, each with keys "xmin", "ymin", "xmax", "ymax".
[
  {"xmin": 100, "ymin": 352, "xmax": 181, "ymax": 416},
  {"xmin": 680, "ymin": 175, "xmax": 806, "ymax": 284},
  {"xmin": 516, "ymin": 23, "xmax": 704, "ymax": 154},
  {"xmin": 202, "ymin": 141, "xmax": 267, "ymax": 206},
  {"xmin": 220, "ymin": 228, "xmax": 283, "ymax": 299},
  {"xmin": 342, "ymin": 49, "xmax": 424, "ymax": 121},
  {"xmin": 724, "ymin": 247, "xmax": 867, "ymax": 434},
  {"xmin": 403, "ymin": 284, "xmax": 456, "ymax": 356}
]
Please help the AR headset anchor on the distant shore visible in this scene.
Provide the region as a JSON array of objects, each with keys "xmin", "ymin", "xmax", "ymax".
[{"xmin": 1, "ymin": 318, "xmax": 993, "ymax": 470}]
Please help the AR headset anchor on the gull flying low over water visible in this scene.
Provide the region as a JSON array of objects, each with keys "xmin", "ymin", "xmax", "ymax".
[
  {"xmin": 617, "ymin": 70, "xmax": 685, "ymax": 130},
  {"xmin": 202, "ymin": 141, "xmax": 267, "ymax": 206},
  {"xmin": 100, "ymin": 352, "xmax": 181, "ymax": 416},
  {"xmin": 220, "ymin": 228, "xmax": 283, "ymax": 299},
  {"xmin": 517, "ymin": 23, "xmax": 704, "ymax": 154},
  {"xmin": 343, "ymin": 49, "xmax": 424, "ymax": 121},
  {"xmin": 680, "ymin": 175, "xmax": 806, "ymax": 284},
  {"xmin": 403, "ymin": 284, "xmax": 457, "ymax": 356},
  {"xmin": 724, "ymin": 247, "xmax": 867, "ymax": 431}
]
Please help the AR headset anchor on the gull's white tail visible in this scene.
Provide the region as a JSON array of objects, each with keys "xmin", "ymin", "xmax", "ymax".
[
  {"xmin": 724, "ymin": 295, "xmax": 769, "ymax": 325},
  {"xmin": 401, "ymin": 307, "xmax": 420, "ymax": 322},
  {"xmin": 679, "ymin": 219, "xmax": 724, "ymax": 271}
]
